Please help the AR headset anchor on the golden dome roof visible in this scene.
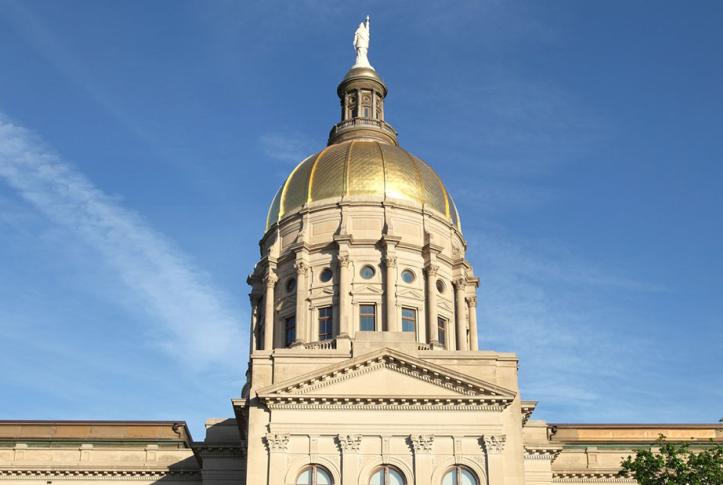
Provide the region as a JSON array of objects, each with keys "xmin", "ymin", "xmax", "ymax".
[{"xmin": 266, "ymin": 140, "xmax": 460, "ymax": 231}]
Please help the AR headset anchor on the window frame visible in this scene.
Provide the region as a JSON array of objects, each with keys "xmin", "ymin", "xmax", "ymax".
[
  {"xmin": 318, "ymin": 306, "xmax": 333, "ymax": 341},
  {"xmin": 401, "ymin": 307, "xmax": 417, "ymax": 334},
  {"xmin": 285, "ymin": 315, "xmax": 296, "ymax": 347},
  {"xmin": 359, "ymin": 303, "xmax": 377, "ymax": 331},
  {"xmin": 442, "ymin": 465, "xmax": 478, "ymax": 485},
  {"xmin": 370, "ymin": 465, "xmax": 406, "ymax": 485},
  {"xmin": 297, "ymin": 464, "xmax": 333, "ymax": 485},
  {"xmin": 437, "ymin": 316, "xmax": 448, "ymax": 348}
]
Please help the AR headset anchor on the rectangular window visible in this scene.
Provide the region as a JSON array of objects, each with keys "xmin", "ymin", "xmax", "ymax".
[
  {"xmin": 437, "ymin": 317, "xmax": 447, "ymax": 348},
  {"xmin": 359, "ymin": 304, "xmax": 376, "ymax": 331},
  {"xmin": 402, "ymin": 307, "xmax": 417, "ymax": 333},
  {"xmin": 285, "ymin": 315, "xmax": 296, "ymax": 347},
  {"xmin": 318, "ymin": 306, "xmax": 333, "ymax": 341}
]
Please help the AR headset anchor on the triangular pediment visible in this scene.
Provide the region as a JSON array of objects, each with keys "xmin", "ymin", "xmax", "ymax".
[
  {"xmin": 257, "ymin": 348, "xmax": 515, "ymax": 411},
  {"xmin": 397, "ymin": 288, "xmax": 424, "ymax": 299}
]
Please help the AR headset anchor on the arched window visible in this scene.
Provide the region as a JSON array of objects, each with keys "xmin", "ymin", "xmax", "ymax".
[
  {"xmin": 370, "ymin": 465, "xmax": 405, "ymax": 485},
  {"xmin": 442, "ymin": 465, "xmax": 478, "ymax": 485},
  {"xmin": 297, "ymin": 464, "xmax": 332, "ymax": 485}
]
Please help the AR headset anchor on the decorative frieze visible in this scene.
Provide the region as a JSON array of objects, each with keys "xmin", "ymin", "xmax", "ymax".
[
  {"xmin": 553, "ymin": 471, "xmax": 635, "ymax": 483},
  {"xmin": 483, "ymin": 434, "xmax": 506, "ymax": 454},
  {"xmin": 0, "ymin": 469, "xmax": 201, "ymax": 481},
  {"xmin": 409, "ymin": 434, "xmax": 434, "ymax": 454},
  {"xmin": 524, "ymin": 446, "xmax": 562, "ymax": 461},
  {"xmin": 264, "ymin": 272, "xmax": 278, "ymax": 287},
  {"xmin": 264, "ymin": 433, "xmax": 290, "ymax": 452},
  {"xmin": 337, "ymin": 434, "xmax": 362, "ymax": 453}
]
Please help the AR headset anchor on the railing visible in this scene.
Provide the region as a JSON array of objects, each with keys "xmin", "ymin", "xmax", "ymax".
[
  {"xmin": 303, "ymin": 340, "xmax": 337, "ymax": 350},
  {"xmin": 331, "ymin": 118, "xmax": 397, "ymax": 136},
  {"xmin": 417, "ymin": 343, "xmax": 432, "ymax": 351}
]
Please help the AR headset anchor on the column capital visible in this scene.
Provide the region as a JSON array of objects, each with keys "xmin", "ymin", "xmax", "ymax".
[
  {"xmin": 482, "ymin": 434, "xmax": 506, "ymax": 454},
  {"xmin": 424, "ymin": 264, "xmax": 440, "ymax": 277},
  {"xmin": 338, "ymin": 253, "xmax": 351, "ymax": 268},
  {"xmin": 264, "ymin": 272, "xmax": 278, "ymax": 287},
  {"xmin": 453, "ymin": 277, "xmax": 467, "ymax": 289},
  {"xmin": 264, "ymin": 433, "xmax": 289, "ymax": 452},
  {"xmin": 337, "ymin": 434, "xmax": 362, "ymax": 453},
  {"xmin": 466, "ymin": 296, "xmax": 477, "ymax": 307},
  {"xmin": 383, "ymin": 255, "xmax": 397, "ymax": 268},
  {"xmin": 409, "ymin": 435, "xmax": 434, "ymax": 454},
  {"xmin": 294, "ymin": 260, "xmax": 309, "ymax": 275}
]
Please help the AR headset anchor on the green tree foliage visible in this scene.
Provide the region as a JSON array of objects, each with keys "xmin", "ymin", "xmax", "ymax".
[{"xmin": 619, "ymin": 436, "xmax": 723, "ymax": 485}]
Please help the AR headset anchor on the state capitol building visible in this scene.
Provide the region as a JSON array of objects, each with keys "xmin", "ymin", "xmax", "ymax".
[{"xmin": 1, "ymin": 20, "xmax": 720, "ymax": 485}]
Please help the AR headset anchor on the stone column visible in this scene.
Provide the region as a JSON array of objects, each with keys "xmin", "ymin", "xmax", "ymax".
[
  {"xmin": 249, "ymin": 294, "xmax": 259, "ymax": 354},
  {"xmin": 454, "ymin": 278, "xmax": 468, "ymax": 351},
  {"xmin": 483, "ymin": 434, "xmax": 506, "ymax": 485},
  {"xmin": 338, "ymin": 434, "xmax": 362, "ymax": 485},
  {"xmin": 425, "ymin": 264, "xmax": 440, "ymax": 347},
  {"xmin": 265, "ymin": 433, "xmax": 289, "ymax": 485},
  {"xmin": 467, "ymin": 296, "xmax": 479, "ymax": 351},
  {"xmin": 384, "ymin": 254, "xmax": 398, "ymax": 331},
  {"xmin": 263, "ymin": 272, "xmax": 277, "ymax": 351},
  {"xmin": 410, "ymin": 435, "xmax": 434, "ymax": 485},
  {"xmin": 294, "ymin": 260, "xmax": 309, "ymax": 345},
  {"xmin": 338, "ymin": 253, "xmax": 351, "ymax": 337}
]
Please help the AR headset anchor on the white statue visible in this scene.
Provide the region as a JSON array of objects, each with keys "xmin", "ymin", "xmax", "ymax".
[{"xmin": 353, "ymin": 16, "xmax": 372, "ymax": 69}]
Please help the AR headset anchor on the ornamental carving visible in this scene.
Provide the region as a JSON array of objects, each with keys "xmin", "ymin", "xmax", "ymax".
[
  {"xmin": 338, "ymin": 254, "xmax": 351, "ymax": 268},
  {"xmin": 337, "ymin": 434, "xmax": 362, "ymax": 452},
  {"xmin": 294, "ymin": 260, "xmax": 309, "ymax": 275},
  {"xmin": 483, "ymin": 434, "xmax": 506, "ymax": 454},
  {"xmin": 264, "ymin": 433, "xmax": 289, "ymax": 452},
  {"xmin": 466, "ymin": 296, "xmax": 477, "ymax": 306},
  {"xmin": 383, "ymin": 255, "xmax": 397, "ymax": 267},
  {"xmin": 453, "ymin": 277, "xmax": 467, "ymax": 289},
  {"xmin": 410, "ymin": 434, "xmax": 434, "ymax": 454},
  {"xmin": 424, "ymin": 264, "xmax": 439, "ymax": 277},
  {"xmin": 264, "ymin": 272, "xmax": 278, "ymax": 287}
]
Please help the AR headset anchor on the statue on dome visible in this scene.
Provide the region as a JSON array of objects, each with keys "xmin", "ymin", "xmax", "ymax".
[{"xmin": 353, "ymin": 16, "xmax": 372, "ymax": 69}]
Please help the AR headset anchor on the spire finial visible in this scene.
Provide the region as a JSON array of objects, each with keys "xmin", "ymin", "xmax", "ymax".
[{"xmin": 352, "ymin": 16, "xmax": 372, "ymax": 69}]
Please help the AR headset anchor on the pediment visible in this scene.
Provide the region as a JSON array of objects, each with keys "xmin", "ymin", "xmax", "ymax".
[
  {"xmin": 439, "ymin": 301, "xmax": 454, "ymax": 312},
  {"xmin": 257, "ymin": 348, "xmax": 515, "ymax": 411},
  {"xmin": 397, "ymin": 288, "xmax": 424, "ymax": 300}
]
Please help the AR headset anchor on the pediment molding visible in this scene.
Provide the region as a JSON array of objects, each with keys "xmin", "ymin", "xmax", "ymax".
[{"xmin": 257, "ymin": 348, "xmax": 515, "ymax": 411}]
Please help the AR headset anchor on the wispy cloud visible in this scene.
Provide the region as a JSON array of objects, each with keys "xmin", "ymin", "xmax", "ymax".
[
  {"xmin": 260, "ymin": 131, "xmax": 317, "ymax": 163},
  {"xmin": 466, "ymin": 227, "xmax": 669, "ymax": 419},
  {"xmin": 0, "ymin": 114, "xmax": 243, "ymax": 370}
]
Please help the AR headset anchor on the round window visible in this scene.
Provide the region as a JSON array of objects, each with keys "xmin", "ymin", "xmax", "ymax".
[
  {"xmin": 320, "ymin": 268, "xmax": 333, "ymax": 283},
  {"xmin": 286, "ymin": 278, "xmax": 296, "ymax": 293},
  {"xmin": 360, "ymin": 265, "xmax": 376, "ymax": 279},
  {"xmin": 401, "ymin": 269, "xmax": 415, "ymax": 284},
  {"xmin": 436, "ymin": 279, "xmax": 446, "ymax": 294}
]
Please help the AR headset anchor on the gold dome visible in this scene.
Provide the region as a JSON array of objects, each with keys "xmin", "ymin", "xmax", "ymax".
[{"xmin": 266, "ymin": 140, "xmax": 460, "ymax": 231}]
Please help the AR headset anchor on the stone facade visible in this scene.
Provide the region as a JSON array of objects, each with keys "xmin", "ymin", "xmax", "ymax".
[{"xmin": 2, "ymin": 26, "xmax": 721, "ymax": 485}]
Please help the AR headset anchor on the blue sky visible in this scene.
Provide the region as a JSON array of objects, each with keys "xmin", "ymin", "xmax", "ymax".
[{"xmin": 0, "ymin": 1, "xmax": 721, "ymax": 439}]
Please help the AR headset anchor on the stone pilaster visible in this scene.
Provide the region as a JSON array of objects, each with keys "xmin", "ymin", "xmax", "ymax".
[
  {"xmin": 467, "ymin": 295, "xmax": 478, "ymax": 351},
  {"xmin": 384, "ymin": 254, "xmax": 398, "ymax": 332},
  {"xmin": 265, "ymin": 433, "xmax": 289, "ymax": 485},
  {"xmin": 425, "ymin": 264, "xmax": 440, "ymax": 347},
  {"xmin": 294, "ymin": 259, "xmax": 309, "ymax": 344},
  {"xmin": 338, "ymin": 434, "xmax": 362, "ymax": 485},
  {"xmin": 410, "ymin": 435, "xmax": 434, "ymax": 485},
  {"xmin": 263, "ymin": 271, "xmax": 277, "ymax": 351},
  {"xmin": 338, "ymin": 253, "xmax": 351, "ymax": 338},
  {"xmin": 454, "ymin": 277, "xmax": 468, "ymax": 351},
  {"xmin": 483, "ymin": 434, "xmax": 507, "ymax": 485}
]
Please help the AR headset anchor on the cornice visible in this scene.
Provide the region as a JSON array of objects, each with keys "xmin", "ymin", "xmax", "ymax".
[
  {"xmin": 258, "ymin": 348, "xmax": 516, "ymax": 401},
  {"xmin": 524, "ymin": 446, "xmax": 562, "ymax": 461},
  {"xmin": 552, "ymin": 470, "xmax": 634, "ymax": 483},
  {"xmin": 263, "ymin": 396, "xmax": 510, "ymax": 412},
  {"xmin": 0, "ymin": 468, "xmax": 201, "ymax": 481}
]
